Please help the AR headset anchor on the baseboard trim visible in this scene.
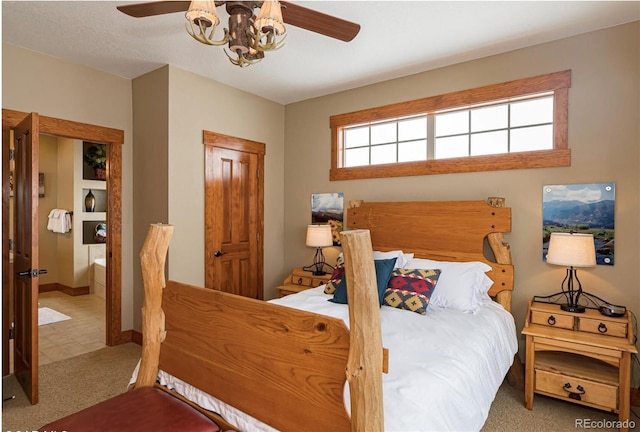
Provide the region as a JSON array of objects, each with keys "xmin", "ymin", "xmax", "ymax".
[
  {"xmin": 631, "ymin": 387, "xmax": 640, "ymax": 407},
  {"xmin": 39, "ymin": 282, "xmax": 89, "ymax": 296},
  {"xmin": 39, "ymin": 283, "xmax": 61, "ymax": 293},
  {"xmin": 114, "ymin": 329, "xmax": 133, "ymax": 345},
  {"xmin": 131, "ymin": 330, "xmax": 142, "ymax": 346}
]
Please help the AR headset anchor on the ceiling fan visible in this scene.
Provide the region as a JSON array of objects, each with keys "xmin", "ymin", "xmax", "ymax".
[{"xmin": 117, "ymin": 1, "xmax": 361, "ymax": 67}]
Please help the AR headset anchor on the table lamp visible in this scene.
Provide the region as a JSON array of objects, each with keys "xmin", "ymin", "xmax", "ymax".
[
  {"xmin": 545, "ymin": 232, "xmax": 596, "ymax": 313},
  {"xmin": 304, "ymin": 224, "xmax": 333, "ymax": 276}
]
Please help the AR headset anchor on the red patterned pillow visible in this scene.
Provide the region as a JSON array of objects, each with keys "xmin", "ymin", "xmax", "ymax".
[
  {"xmin": 324, "ymin": 264, "xmax": 345, "ymax": 294},
  {"xmin": 383, "ymin": 268, "xmax": 441, "ymax": 315}
]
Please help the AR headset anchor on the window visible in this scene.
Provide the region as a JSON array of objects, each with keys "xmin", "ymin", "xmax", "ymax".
[
  {"xmin": 330, "ymin": 71, "xmax": 571, "ymax": 181},
  {"xmin": 343, "ymin": 115, "xmax": 428, "ymax": 167}
]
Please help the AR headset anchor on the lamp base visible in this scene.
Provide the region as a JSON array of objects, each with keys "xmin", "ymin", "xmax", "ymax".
[{"xmin": 561, "ymin": 304, "xmax": 586, "ymax": 313}]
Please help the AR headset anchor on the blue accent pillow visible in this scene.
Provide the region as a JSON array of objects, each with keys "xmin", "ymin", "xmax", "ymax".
[{"xmin": 329, "ymin": 258, "xmax": 397, "ymax": 306}]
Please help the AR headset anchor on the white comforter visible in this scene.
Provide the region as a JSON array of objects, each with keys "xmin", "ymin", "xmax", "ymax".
[
  {"xmin": 271, "ymin": 287, "xmax": 517, "ymax": 432},
  {"xmin": 131, "ymin": 286, "xmax": 517, "ymax": 432}
]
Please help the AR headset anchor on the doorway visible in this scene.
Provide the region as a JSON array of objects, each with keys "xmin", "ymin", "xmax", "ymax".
[
  {"xmin": 37, "ymin": 136, "xmax": 108, "ymax": 364},
  {"xmin": 2, "ymin": 109, "xmax": 125, "ymax": 403}
]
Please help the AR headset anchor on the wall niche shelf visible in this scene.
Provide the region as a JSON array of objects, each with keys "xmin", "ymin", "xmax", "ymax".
[
  {"xmin": 82, "ymin": 188, "xmax": 106, "ymax": 213},
  {"xmin": 82, "ymin": 220, "xmax": 107, "ymax": 245},
  {"xmin": 82, "ymin": 141, "xmax": 107, "ymax": 181}
]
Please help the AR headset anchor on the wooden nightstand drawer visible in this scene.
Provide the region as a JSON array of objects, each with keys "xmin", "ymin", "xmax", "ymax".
[
  {"xmin": 579, "ymin": 317, "xmax": 627, "ymax": 338},
  {"xmin": 286, "ymin": 274, "xmax": 313, "ymax": 287},
  {"xmin": 277, "ymin": 285, "xmax": 308, "ymax": 297},
  {"xmin": 311, "ymin": 277, "xmax": 329, "ymax": 287},
  {"xmin": 531, "ymin": 310, "xmax": 574, "ymax": 330},
  {"xmin": 536, "ymin": 369, "xmax": 617, "ymax": 410},
  {"xmin": 278, "ymin": 268, "xmax": 332, "ymax": 297}
]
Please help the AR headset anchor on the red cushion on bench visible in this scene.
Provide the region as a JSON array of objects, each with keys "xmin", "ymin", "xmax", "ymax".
[{"xmin": 39, "ymin": 386, "xmax": 221, "ymax": 432}]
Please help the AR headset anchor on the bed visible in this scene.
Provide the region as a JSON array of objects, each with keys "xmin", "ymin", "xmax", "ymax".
[{"xmin": 42, "ymin": 198, "xmax": 518, "ymax": 432}]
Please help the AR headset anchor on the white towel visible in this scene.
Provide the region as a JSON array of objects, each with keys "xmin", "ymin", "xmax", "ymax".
[{"xmin": 47, "ymin": 209, "xmax": 71, "ymax": 233}]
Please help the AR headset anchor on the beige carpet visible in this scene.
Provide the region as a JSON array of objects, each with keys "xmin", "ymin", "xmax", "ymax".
[
  {"xmin": 2, "ymin": 342, "xmax": 141, "ymax": 432},
  {"xmin": 2, "ymin": 344, "xmax": 636, "ymax": 431},
  {"xmin": 481, "ymin": 380, "xmax": 627, "ymax": 432}
]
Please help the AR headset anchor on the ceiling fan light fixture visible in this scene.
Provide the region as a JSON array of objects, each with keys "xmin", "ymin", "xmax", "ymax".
[
  {"xmin": 255, "ymin": 0, "xmax": 286, "ymax": 36},
  {"xmin": 185, "ymin": 0, "xmax": 228, "ymax": 46},
  {"xmin": 228, "ymin": 8, "xmax": 251, "ymax": 54},
  {"xmin": 186, "ymin": 1, "xmax": 220, "ymax": 28},
  {"xmin": 120, "ymin": 0, "xmax": 361, "ymax": 68},
  {"xmin": 250, "ymin": 0, "xmax": 286, "ymax": 52}
]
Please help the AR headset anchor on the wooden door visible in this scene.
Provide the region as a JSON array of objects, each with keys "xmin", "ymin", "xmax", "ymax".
[
  {"xmin": 204, "ymin": 132, "xmax": 264, "ymax": 299},
  {"xmin": 3, "ymin": 108, "xmax": 126, "ymax": 353},
  {"xmin": 3, "ymin": 127, "xmax": 12, "ymax": 377},
  {"xmin": 13, "ymin": 113, "xmax": 40, "ymax": 404}
]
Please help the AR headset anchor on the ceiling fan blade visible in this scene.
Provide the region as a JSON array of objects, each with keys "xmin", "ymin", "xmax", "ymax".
[
  {"xmin": 280, "ymin": 1, "xmax": 360, "ymax": 42},
  {"xmin": 117, "ymin": 1, "xmax": 361, "ymax": 42},
  {"xmin": 117, "ymin": 1, "xmax": 189, "ymax": 18}
]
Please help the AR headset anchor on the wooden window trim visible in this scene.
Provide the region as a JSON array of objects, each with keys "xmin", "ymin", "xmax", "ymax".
[{"xmin": 330, "ymin": 70, "xmax": 571, "ymax": 181}]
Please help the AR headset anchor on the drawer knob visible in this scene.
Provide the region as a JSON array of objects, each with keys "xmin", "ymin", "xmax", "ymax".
[
  {"xmin": 547, "ymin": 315, "xmax": 556, "ymax": 326},
  {"xmin": 598, "ymin": 323, "xmax": 608, "ymax": 333},
  {"xmin": 296, "ymin": 277, "xmax": 303, "ymax": 285},
  {"xmin": 563, "ymin": 383, "xmax": 585, "ymax": 400}
]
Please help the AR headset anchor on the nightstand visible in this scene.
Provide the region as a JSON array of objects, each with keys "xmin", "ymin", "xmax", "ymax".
[
  {"xmin": 277, "ymin": 267, "xmax": 332, "ymax": 297},
  {"xmin": 522, "ymin": 298, "xmax": 637, "ymax": 431}
]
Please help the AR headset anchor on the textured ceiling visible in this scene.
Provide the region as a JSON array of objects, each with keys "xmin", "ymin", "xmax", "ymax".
[{"xmin": 3, "ymin": 1, "xmax": 639, "ymax": 104}]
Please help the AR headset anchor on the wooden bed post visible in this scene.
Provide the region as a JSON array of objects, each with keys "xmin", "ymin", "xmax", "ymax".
[
  {"xmin": 487, "ymin": 197, "xmax": 512, "ymax": 312},
  {"xmin": 340, "ymin": 229, "xmax": 384, "ymax": 432},
  {"xmin": 133, "ymin": 223, "xmax": 174, "ymax": 389},
  {"xmin": 486, "ymin": 197, "xmax": 524, "ymax": 390}
]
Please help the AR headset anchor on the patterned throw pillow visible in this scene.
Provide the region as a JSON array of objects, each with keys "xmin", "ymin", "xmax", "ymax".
[
  {"xmin": 324, "ymin": 264, "xmax": 345, "ymax": 294},
  {"xmin": 383, "ymin": 268, "xmax": 441, "ymax": 315}
]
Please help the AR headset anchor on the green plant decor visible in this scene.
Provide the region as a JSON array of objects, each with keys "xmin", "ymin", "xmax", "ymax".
[{"xmin": 84, "ymin": 144, "xmax": 107, "ymax": 169}]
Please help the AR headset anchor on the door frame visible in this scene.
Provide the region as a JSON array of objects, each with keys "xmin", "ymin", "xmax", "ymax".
[
  {"xmin": 2, "ymin": 109, "xmax": 126, "ymax": 376},
  {"xmin": 204, "ymin": 130, "xmax": 265, "ymax": 298}
]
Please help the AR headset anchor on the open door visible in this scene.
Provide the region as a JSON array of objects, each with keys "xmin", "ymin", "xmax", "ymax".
[{"xmin": 13, "ymin": 112, "xmax": 40, "ymax": 404}]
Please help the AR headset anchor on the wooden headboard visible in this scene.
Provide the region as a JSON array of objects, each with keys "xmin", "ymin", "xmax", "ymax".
[{"xmin": 347, "ymin": 197, "xmax": 514, "ymax": 311}]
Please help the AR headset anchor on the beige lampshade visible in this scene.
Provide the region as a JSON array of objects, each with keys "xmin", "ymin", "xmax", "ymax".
[
  {"xmin": 546, "ymin": 233, "xmax": 596, "ymax": 267},
  {"xmin": 306, "ymin": 225, "xmax": 333, "ymax": 248},
  {"xmin": 185, "ymin": 0, "xmax": 220, "ymax": 28},
  {"xmin": 254, "ymin": 0, "xmax": 286, "ymax": 35}
]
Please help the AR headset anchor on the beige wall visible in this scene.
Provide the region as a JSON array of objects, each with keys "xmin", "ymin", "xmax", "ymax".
[
  {"xmin": 37, "ymin": 135, "xmax": 60, "ymax": 285},
  {"xmin": 165, "ymin": 66, "xmax": 285, "ymax": 299},
  {"xmin": 132, "ymin": 67, "xmax": 170, "ymax": 331},
  {"xmin": 3, "ymin": 43, "xmax": 135, "ymax": 329},
  {"xmin": 283, "ymin": 22, "xmax": 640, "ymax": 365},
  {"xmin": 51, "ymin": 137, "xmax": 74, "ymax": 289},
  {"xmin": 131, "ymin": 65, "xmax": 286, "ymax": 330}
]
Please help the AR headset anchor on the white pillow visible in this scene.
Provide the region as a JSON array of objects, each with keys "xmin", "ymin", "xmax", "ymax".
[
  {"xmin": 372, "ymin": 250, "xmax": 414, "ymax": 268},
  {"xmin": 337, "ymin": 250, "xmax": 414, "ymax": 268},
  {"xmin": 404, "ymin": 258, "xmax": 493, "ymax": 313}
]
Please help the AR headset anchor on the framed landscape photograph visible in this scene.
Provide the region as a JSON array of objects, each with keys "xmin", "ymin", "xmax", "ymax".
[
  {"xmin": 311, "ymin": 192, "xmax": 344, "ymax": 246},
  {"xmin": 543, "ymin": 183, "xmax": 615, "ymax": 265}
]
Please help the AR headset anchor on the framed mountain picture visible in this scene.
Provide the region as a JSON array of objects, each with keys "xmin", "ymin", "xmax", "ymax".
[{"xmin": 543, "ymin": 183, "xmax": 615, "ymax": 265}]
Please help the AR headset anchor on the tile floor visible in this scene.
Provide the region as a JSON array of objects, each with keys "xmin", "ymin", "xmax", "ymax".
[{"xmin": 38, "ymin": 291, "xmax": 105, "ymax": 365}]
